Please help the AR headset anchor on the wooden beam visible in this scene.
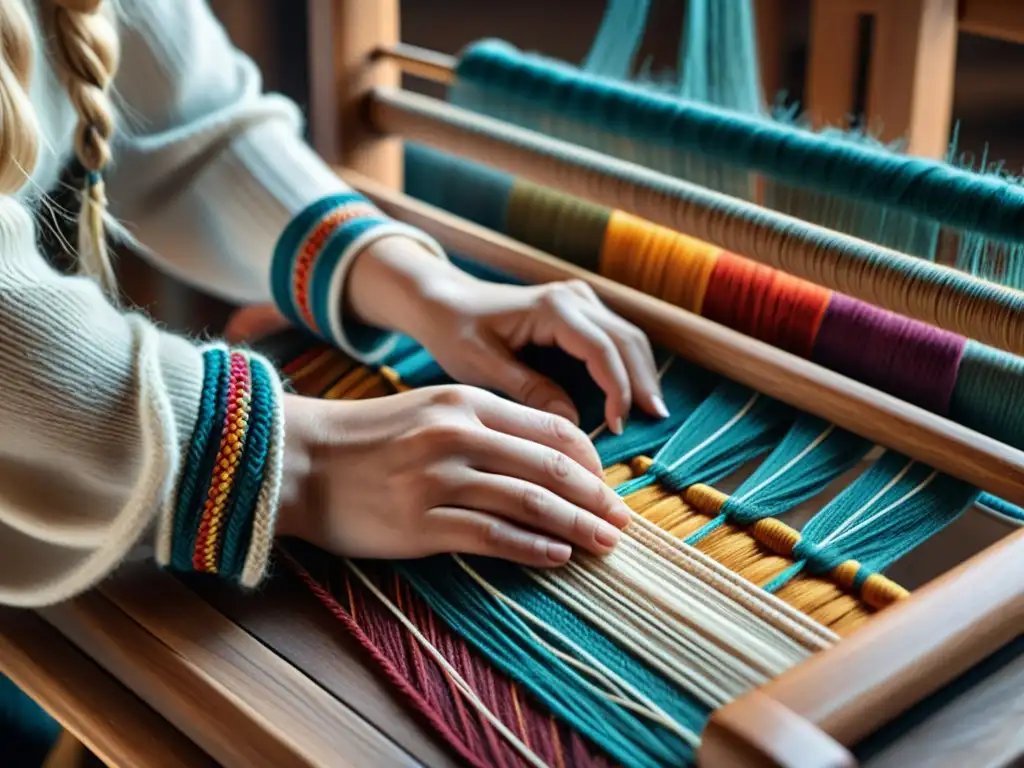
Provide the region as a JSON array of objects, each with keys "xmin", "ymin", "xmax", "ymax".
[
  {"xmin": 865, "ymin": 0, "xmax": 958, "ymax": 158},
  {"xmin": 342, "ymin": 168, "xmax": 1024, "ymax": 506},
  {"xmin": 364, "ymin": 85, "xmax": 1024, "ymax": 358},
  {"xmin": 805, "ymin": 0, "xmax": 958, "ymax": 159},
  {"xmin": 804, "ymin": 0, "xmax": 864, "ymax": 133},
  {"xmin": 0, "ymin": 608, "xmax": 213, "ymax": 768},
  {"xmin": 702, "ymin": 524, "xmax": 1024, "ymax": 762},
  {"xmin": 754, "ymin": 0, "xmax": 786, "ymax": 104},
  {"xmin": 377, "ymin": 43, "xmax": 455, "ymax": 86},
  {"xmin": 960, "ymin": 0, "xmax": 1024, "ymax": 44},
  {"xmin": 310, "ymin": 0, "xmax": 404, "ymax": 185},
  {"xmin": 41, "ymin": 568, "xmax": 420, "ymax": 767}
]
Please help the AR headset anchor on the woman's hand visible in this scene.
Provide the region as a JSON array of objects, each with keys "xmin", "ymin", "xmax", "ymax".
[
  {"xmin": 348, "ymin": 237, "xmax": 667, "ymax": 433},
  {"xmin": 276, "ymin": 387, "xmax": 632, "ymax": 566}
]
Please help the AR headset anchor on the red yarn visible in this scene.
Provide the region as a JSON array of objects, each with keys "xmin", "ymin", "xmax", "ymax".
[
  {"xmin": 282, "ymin": 550, "xmax": 612, "ymax": 768},
  {"xmin": 280, "ymin": 345, "xmax": 330, "ymax": 377},
  {"xmin": 285, "ymin": 553, "xmax": 490, "ymax": 768},
  {"xmin": 702, "ymin": 251, "xmax": 831, "ymax": 359}
]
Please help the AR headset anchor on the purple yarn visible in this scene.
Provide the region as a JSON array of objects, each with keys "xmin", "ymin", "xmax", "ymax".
[{"xmin": 812, "ymin": 294, "xmax": 965, "ymax": 415}]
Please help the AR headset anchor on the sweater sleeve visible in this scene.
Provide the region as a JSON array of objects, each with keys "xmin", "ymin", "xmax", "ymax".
[
  {"xmin": 104, "ymin": 0, "xmax": 445, "ymax": 363},
  {"xmin": 0, "ymin": 197, "xmax": 283, "ymax": 607},
  {"xmin": 0, "ymin": 196, "xmax": 286, "ymax": 607}
]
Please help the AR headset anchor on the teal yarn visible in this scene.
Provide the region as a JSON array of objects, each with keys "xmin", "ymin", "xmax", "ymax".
[
  {"xmin": 395, "ymin": 557, "xmax": 701, "ymax": 768},
  {"xmin": 171, "ymin": 347, "xmax": 229, "ymax": 572},
  {"xmin": 950, "ymin": 341, "xmax": 1024, "ymax": 451},
  {"xmin": 677, "ymin": 0, "xmax": 763, "ymax": 114},
  {"xmin": 219, "ymin": 356, "xmax": 276, "ymax": 580},
  {"xmin": 582, "ymin": 0, "xmax": 650, "ymax": 80},
  {"xmin": 448, "ymin": 39, "xmax": 1024, "ymax": 284},
  {"xmin": 380, "ymin": 333, "xmax": 423, "ymax": 367},
  {"xmin": 270, "ymin": 192, "xmax": 363, "ymax": 329},
  {"xmin": 762, "ymin": 452, "xmax": 979, "ymax": 593},
  {"xmin": 675, "ymin": 0, "xmax": 765, "ymax": 201},
  {"xmin": 0, "ymin": 675, "xmax": 61, "ymax": 768},
  {"xmin": 452, "ymin": 40, "xmax": 1024, "ymax": 245},
  {"xmin": 616, "ymin": 381, "xmax": 795, "ymax": 496},
  {"xmin": 488, "ymin": 556, "xmax": 709, "ymax": 745},
  {"xmin": 673, "ymin": 0, "xmax": 763, "ymax": 201},
  {"xmin": 687, "ymin": 416, "xmax": 873, "ymax": 544},
  {"xmin": 308, "ymin": 215, "xmax": 391, "ymax": 346},
  {"xmin": 978, "ymin": 492, "xmax": 1024, "ymax": 522},
  {"xmin": 389, "ymin": 346, "xmax": 451, "ymax": 389},
  {"xmin": 404, "ymin": 143, "xmax": 513, "ymax": 233},
  {"xmin": 404, "ymin": 83, "xmax": 1024, "ymax": 340},
  {"xmin": 595, "ymin": 357, "xmax": 720, "ymax": 466}
]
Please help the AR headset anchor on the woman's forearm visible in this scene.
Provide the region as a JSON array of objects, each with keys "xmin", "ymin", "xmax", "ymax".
[{"xmin": 344, "ymin": 235, "xmax": 476, "ymax": 336}]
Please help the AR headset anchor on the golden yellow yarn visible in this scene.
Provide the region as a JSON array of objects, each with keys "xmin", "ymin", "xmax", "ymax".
[
  {"xmin": 600, "ymin": 211, "xmax": 720, "ymax": 314},
  {"xmin": 285, "ymin": 352, "xmax": 909, "ymax": 637},
  {"xmin": 623, "ymin": 484, "xmax": 908, "ymax": 635}
]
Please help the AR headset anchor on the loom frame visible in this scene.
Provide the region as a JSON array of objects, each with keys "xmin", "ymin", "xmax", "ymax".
[
  {"xmin": 363, "ymin": 48, "xmax": 1024, "ymax": 360},
  {"xmin": 317, "ymin": 170, "xmax": 1024, "ymax": 768},
  {"xmin": 805, "ymin": 0, "xmax": 1024, "ymax": 159},
  {"xmin": 1, "ymin": 3, "xmax": 1022, "ymax": 767},
  {"xmin": 323, "ymin": 4, "xmax": 1024, "ymax": 766}
]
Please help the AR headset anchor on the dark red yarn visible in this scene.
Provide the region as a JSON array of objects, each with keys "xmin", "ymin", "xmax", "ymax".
[
  {"xmin": 282, "ymin": 551, "xmax": 612, "ymax": 768},
  {"xmin": 701, "ymin": 251, "xmax": 831, "ymax": 359}
]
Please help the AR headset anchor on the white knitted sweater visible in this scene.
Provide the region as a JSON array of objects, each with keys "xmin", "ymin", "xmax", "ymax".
[{"xmin": 0, "ymin": 0, "xmax": 355, "ymax": 606}]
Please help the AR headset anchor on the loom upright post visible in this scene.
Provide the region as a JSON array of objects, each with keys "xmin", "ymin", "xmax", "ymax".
[
  {"xmin": 805, "ymin": 0, "xmax": 958, "ymax": 159},
  {"xmin": 309, "ymin": 0, "xmax": 403, "ymax": 186},
  {"xmin": 754, "ymin": 0, "xmax": 785, "ymax": 104}
]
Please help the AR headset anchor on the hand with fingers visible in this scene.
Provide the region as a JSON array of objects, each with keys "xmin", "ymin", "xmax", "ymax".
[
  {"xmin": 278, "ymin": 386, "xmax": 632, "ymax": 566},
  {"xmin": 276, "ymin": 235, "xmax": 667, "ymax": 565},
  {"xmin": 412, "ymin": 276, "xmax": 669, "ymax": 434}
]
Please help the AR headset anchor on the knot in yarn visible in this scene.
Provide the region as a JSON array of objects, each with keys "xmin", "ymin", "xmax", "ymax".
[
  {"xmin": 792, "ymin": 539, "xmax": 843, "ymax": 575},
  {"xmin": 648, "ymin": 459, "xmax": 673, "ymax": 484},
  {"xmin": 721, "ymin": 495, "xmax": 762, "ymax": 525}
]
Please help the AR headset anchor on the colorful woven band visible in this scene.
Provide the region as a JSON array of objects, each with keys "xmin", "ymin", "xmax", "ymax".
[
  {"xmin": 165, "ymin": 346, "xmax": 283, "ymax": 584},
  {"xmin": 271, "ymin": 193, "xmax": 448, "ymax": 361}
]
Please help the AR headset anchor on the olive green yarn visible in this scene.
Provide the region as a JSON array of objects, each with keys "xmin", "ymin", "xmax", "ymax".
[
  {"xmin": 505, "ymin": 180, "xmax": 611, "ymax": 273},
  {"xmin": 950, "ymin": 341, "xmax": 1024, "ymax": 451}
]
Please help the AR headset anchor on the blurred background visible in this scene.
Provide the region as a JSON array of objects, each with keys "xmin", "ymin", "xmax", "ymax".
[
  {"xmin": 208, "ymin": 0, "xmax": 1024, "ymax": 154},
  {"xmin": 131, "ymin": 0, "xmax": 1024, "ymax": 334}
]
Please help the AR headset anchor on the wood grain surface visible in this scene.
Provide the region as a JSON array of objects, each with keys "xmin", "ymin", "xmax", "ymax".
[
  {"xmin": 345, "ymin": 170, "xmax": 1024, "ymax": 507},
  {"xmin": 40, "ymin": 566, "xmax": 430, "ymax": 767},
  {"xmin": 0, "ymin": 607, "xmax": 214, "ymax": 768}
]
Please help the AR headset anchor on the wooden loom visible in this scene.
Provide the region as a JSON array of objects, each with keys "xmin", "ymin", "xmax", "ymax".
[
  {"xmin": 804, "ymin": 0, "xmax": 1024, "ymax": 159},
  {"xmin": 3, "ymin": 2, "xmax": 1024, "ymax": 767}
]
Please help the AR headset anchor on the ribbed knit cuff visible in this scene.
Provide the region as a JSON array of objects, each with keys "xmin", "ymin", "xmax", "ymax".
[
  {"xmin": 156, "ymin": 344, "xmax": 285, "ymax": 587},
  {"xmin": 270, "ymin": 193, "xmax": 448, "ymax": 364}
]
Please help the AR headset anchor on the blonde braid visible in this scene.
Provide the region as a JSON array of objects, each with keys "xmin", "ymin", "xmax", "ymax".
[
  {"xmin": 0, "ymin": 0, "xmax": 40, "ymax": 194},
  {"xmin": 44, "ymin": 0, "xmax": 120, "ymax": 296}
]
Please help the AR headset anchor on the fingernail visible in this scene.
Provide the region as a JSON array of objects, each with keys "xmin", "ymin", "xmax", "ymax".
[
  {"xmin": 546, "ymin": 541, "xmax": 572, "ymax": 563},
  {"xmin": 607, "ymin": 498, "xmax": 631, "ymax": 528},
  {"xmin": 609, "ymin": 417, "xmax": 624, "ymax": 435},
  {"xmin": 595, "ymin": 522, "xmax": 622, "ymax": 549},
  {"xmin": 651, "ymin": 396, "xmax": 670, "ymax": 419},
  {"xmin": 545, "ymin": 400, "xmax": 579, "ymax": 425}
]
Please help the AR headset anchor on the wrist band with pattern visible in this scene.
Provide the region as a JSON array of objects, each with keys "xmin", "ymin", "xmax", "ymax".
[
  {"xmin": 271, "ymin": 192, "xmax": 447, "ymax": 362},
  {"xmin": 159, "ymin": 345, "xmax": 285, "ymax": 587}
]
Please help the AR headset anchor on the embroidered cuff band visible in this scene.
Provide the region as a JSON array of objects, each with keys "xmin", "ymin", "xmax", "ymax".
[
  {"xmin": 159, "ymin": 345, "xmax": 285, "ymax": 587},
  {"xmin": 270, "ymin": 192, "xmax": 447, "ymax": 363}
]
